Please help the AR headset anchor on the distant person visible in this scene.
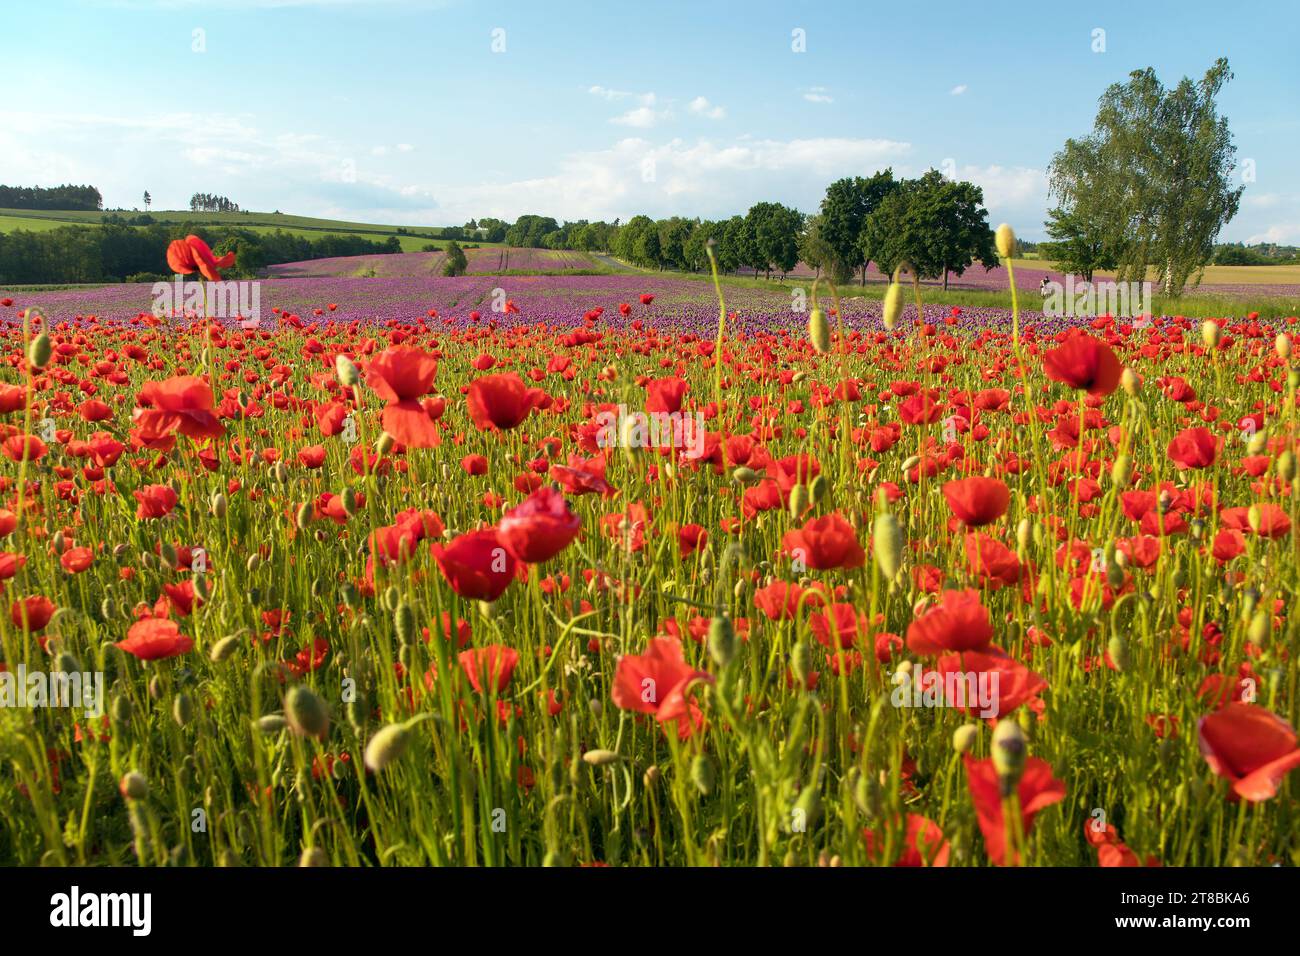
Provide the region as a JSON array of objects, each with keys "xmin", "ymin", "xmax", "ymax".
[{"xmin": 1040, "ymin": 276, "xmax": 1051, "ymax": 295}]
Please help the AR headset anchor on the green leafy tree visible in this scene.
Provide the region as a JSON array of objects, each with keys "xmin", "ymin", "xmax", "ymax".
[
  {"xmin": 443, "ymin": 240, "xmax": 468, "ymax": 276},
  {"xmin": 818, "ymin": 171, "xmax": 898, "ymax": 283},
  {"xmin": 1047, "ymin": 58, "xmax": 1243, "ymax": 295}
]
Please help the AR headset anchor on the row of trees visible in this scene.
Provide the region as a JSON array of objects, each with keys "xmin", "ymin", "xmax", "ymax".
[
  {"xmin": 0, "ymin": 184, "xmax": 103, "ymax": 211},
  {"xmin": 189, "ymin": 193, "xmax": 243, "ymax": 213},
  {"xmin": 0, "ymin": 223, "xmax": 398, "ymax": 285},
  {"xmin": 1042, "ymin": 58, "xmax": 1243, "ymax": 294}
]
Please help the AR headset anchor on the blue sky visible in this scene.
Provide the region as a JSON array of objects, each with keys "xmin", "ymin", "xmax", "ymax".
[{"xmin": 2, "ymin": 0, "xmax": 1296, "ymax": 241}]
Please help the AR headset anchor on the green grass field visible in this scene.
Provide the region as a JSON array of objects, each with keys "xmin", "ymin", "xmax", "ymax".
[{"xmin": 0, "ymin": 208, "xmax": 500, "ymax": 254}]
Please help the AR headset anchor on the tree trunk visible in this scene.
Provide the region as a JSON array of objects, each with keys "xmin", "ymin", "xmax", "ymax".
[{"xmin": 943, "ymin": 266, "xmax": 949, "ymax": 291}]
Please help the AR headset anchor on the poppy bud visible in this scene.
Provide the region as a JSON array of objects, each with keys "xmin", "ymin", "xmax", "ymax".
[
  {"xmin": 1248, "ymin": 504, "xmax": 1265, "ymax": 534},
  {"xmin": 1107, "ymin": 633, "xmax": 1129, "ymax": 671},
  {"xmin": 28, "ymin": 332, "xmax": 52, "ymax": 369},
  {"xmin": 991, "ymin": 719, "xmax": 1026, "ymax": 797},
  {"xmin": 1247, "ymin": 430, "xmax": 1268, "ymax": 455},
  {"xmin": 808, "ymin": 307, "xmax": 831, "ymax": 353},
  {"xmin": 1279, "ymin": 450, "xmax": 1297, "ymax": 482},
  {"xmin": 210, "ymin": 492, "xmax": 227, "ymax": 517},
  {"xmin": 335, "ymin": 354, "xmax": 360, "ymax": 387},
  {"xmin": 111, "ymin": 695, "xmax": 132, "ymax": 723},
  {"xmin": 394, "ymin": 602, "xmax": 415, "ymax": 645},
  {"xmin": 148, "ymin": 675, "xmax": 164, "ymax": 700},
  {"xmin": 173, "ymin": 692, "xmax": 193, "ymax": 726},
  {"xmin": 788, "ymin": 483, "xmax": 810, "ymax": 519},
  {"xmin": 952, "ymin": 723, "xmax": 979, "ymax": 754},
  {"xmin": 1248, "ymin": 607, "xmax": 1272, "ymax": 645},
  {"xmin": 1201, "ymin": 320, "xmax": 1220, "ymax": 348},
  {"xmin": 882, "ymin": 283, "xmax": 904, "ymax": 331},
  {"xmin": 790, "ymin": 781, "xmax": 822, "ymax": 833},
  {"xmin": 853, "ymin": 770, "xmax": 881, "ymax": 818},
  {"xmin": 285, "ymin": 685, "xmax": 330, "ymax": 739},
  {"xmin": 120, "ymin": 771, "xmax": 148, "ymax": 801},
  {"xmin": 209, "ymin": 634, "xmax": 240, "ymax": 662},
  {"xmin": 643, "ymin": 765, "xmax": 660, "ymax": 788},
  {"xmin": 707, "ymin": 614, "xmax": 736, "ymax": 667},
  {"xmin": 1276, "ymin": 333, "xmax": 1292, "ymax": 360},
  {"xmin": 872, "ymin": 511, "xmax": 903, "ymax": 582},
  {"xmin": 731, "ymin": 466, "xmax": 760, "ymax": 485},
  {"xmin": 1120, "ymin": 368, "xmax": 1140, "ymax": 396},
  {"xmin": 582, "ymin": 749, "xmax": 620, "ymax": 767},
  {"xmin": 1110, "ymin": 454, "xmax": 1132, "ymax": 488},
  {"xmin": 364, "ymin": 722, "xmax": 411, "ymax": 772},
  {"xmin": 900, "ymin": 454, "xmax": 920, "ymax": 473},
  {"xmin": 256, "ymin": 714, "xmax": 288, "ymax": 734},
  {"xmin": 347, "ymin": 691, "xmax": 369, "ymax": 732},
  {"xmin": 341, "ymin": 487, "xmax": 358, "ymax": 516},
  {"xmin": 809, "ymin": 474, "xmax": 830, "ymax": 507},
  {"xmin": 994, "ymin": 223, "xmax": 1016, "ymax": 260},
  {"xmin": 690, "ymin": 754, "xmax": 716, "ymax": 795},
  {"xmin": 299, "ymin": 847, "xmax": 330, "ymax": 867},
  {"xmin": 791, "ymin": 370, "xmax": 806, "ymax": 384},
  {"xmin": 791, "ymin": 640, "xmax": 813, "ymax": 687},
  {"xmin": 376, "ymin": 432, "xmax": 395, "ymax": 455},
  {"xmin": 1016, "ymin": 518, "xmax": 1032, "ymax": 552}
]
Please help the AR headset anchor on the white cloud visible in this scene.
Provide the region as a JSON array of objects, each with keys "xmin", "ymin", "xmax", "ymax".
[
  {"xmin": 950, "ymin": 84, "xmax": 968, "ymax": 96},
  {"xmin": 1245, "ymin": 223, "xmax": 1300, "ymax": 244},
  {"xmin": 688, "ymin": 96, "xmax": 726, "ymax": 120},
  {"xmin": 396, "ymin": 143, "xmax": 414, "ymax": 152},
  {"xmin": 371, "ymin": 145, "xmax": 390, "ymax": 156},
  {"xmin": 611, "ymin": 106, "xmax": 669, "ymax": 128},
  {"xmin": 803, "ymin": 87, "xmax": 833, "ymax": 104},
  {"xmin": 589, "ymin": 86, "xmax": 656, "ymax": 107}
]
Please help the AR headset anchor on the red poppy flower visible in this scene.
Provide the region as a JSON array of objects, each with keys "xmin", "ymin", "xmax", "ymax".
[
  {"xmin": 906, "ymin": 589, "xmax": 993, "ymax": 655},
  {"xmin": 942, "ymin": 476, "xmax": 1010, "ymax": 526},
  {"xmin": 1167, "ymin": 427, "xmax": 1217, "ymax": 469},
  {"xmin": 458, "ymin": 645, "xmax": 520, "ymax": 694},
  {"xmin": 136, "ymin": 376, "xmax": 225, "ymax": 441},
  {"xmin": 1041, "ymin": 333, "xmax": 1122, "ymax": 396},
  {"xmin": 497, "ymin": 487, "xmax": 581, "ymax": 564},
  {"xmin": 864, "ymin": 814, "xmax": 951, "ymax": 866},
  {"xmin": 1198, "ymin": 703, "xmax": 1300, "ymax": 802},
  {"xmin": 645, "ymin": 376, "xmax": 688, "ymax": 414},
  {"xmin": 116, "ymin": 618, "xmax": 194, "ymax": 660},
  {"xmin": 60, "ymin": 547, "xmax": 94, "ymax": 574},
  {"xmin": 134, "ymin": 485, "xmax": 179, "ymax": 519},
  {"xmin": 752, "ymin": 579, "xmax": 821, "ymax": 620},
  {"xmin": 10, "ymin": 595, "xmax": 56, "ymax": 632},
  {"xmin": 430, "ymin": 528, "xmax": 518, "ymax": 601},
  {"xmin": 611, "ymin": 636, "xmax": 713, "ymax": 737},
  {"xmin": 965, "ymin": 755, "xmax": 1066, "ymax": 865},
  {"xmin": 366, "ymin": 345, "xmax": 441, "ymax": 448},
  {"xmin": 782, "ymin": 513, "xmax": 865, "ymax": 570},
  {"xmin": 466, "ymin": 373, "xmax": 545, "ymax": 432},
  {"xmin": 167, "ymin": 234, "xmax": 236, "ymax": 282}
]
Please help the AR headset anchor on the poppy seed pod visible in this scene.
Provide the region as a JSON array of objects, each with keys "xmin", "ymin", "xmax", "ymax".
[
  {"xmin": 582, "ymin": 748, "xmax": 620, "ymax": 767},
  {"xmin": 991, "ymin": 719, "xmax": 1026, "ymax": 797},
  {"xmin": 120, "ymin": 771, "xmax": 148, "ymax": 801},
  {"xmin": 1201, "ymin": 320, "xmax": 1220, "ymax": 348},
  {"xmin": 335, "ymin": 354, "xmax": 360, "ymax": 387},
  {"xmin": 285, "ymin": 685, "xmax": 330, "ymax": 739},
  {"xmin": 882, "ymin": 283, "xmax": 904, "ymax": 331},
  {"xmin": 994, "ymin": 223, "xmax": 1016, "ymax": 260},
  {"xmin": 808, "ymin": 307, "xmax": 831, "ymax": 353},
  {"xmin": 690, "ymin": 754, "xmax": 716, "ymax": 795},
  {"xmin": 364, "ymin": 722, "xmax": 411, "ymax": 772},
  {"xmin": 872, "ymin": 511, "xmax": 903, "ymax": 582},
  {"xmin": 28, "ymin": 332, "xmax": 52, "ymax": 369}
]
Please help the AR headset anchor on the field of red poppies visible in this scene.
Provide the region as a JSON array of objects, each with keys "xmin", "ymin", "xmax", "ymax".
[{"xmin": 0, "ymin": 231, "xmax": 1298, "ymax": 868}]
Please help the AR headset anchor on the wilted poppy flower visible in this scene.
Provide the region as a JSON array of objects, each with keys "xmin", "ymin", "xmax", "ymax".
[
  {"xmin": 116, "ymin": 618, "xmax": 194, "ymax": 660},
  {"xmin": 943, "ymin": 476, "xmax": 1010, "ymax": 526},
  {"xmin": 466, "ymin": 372, "xmax": 545, "ymax": 432},
  {"xmin": 1198, "ymin": 703, "xmax": 1300, "ymax": 802},
  {"xmin": 431, "ymin": 528, "xmax": 518, "ymax": 601},
  {"xmin": 497, "ymin": 487, "xmax": 581, "ymax": 564},
  {"xmin": 782, "ymin": 513, "xmax": 865, "ymax": 570},
  {"xmin": 906, "ymin": 589, "xmax": 993, "ymax": 656},
  {"xmin": 1041, "ymin": 333, "xmax": 1122, "ymax": 396}
]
